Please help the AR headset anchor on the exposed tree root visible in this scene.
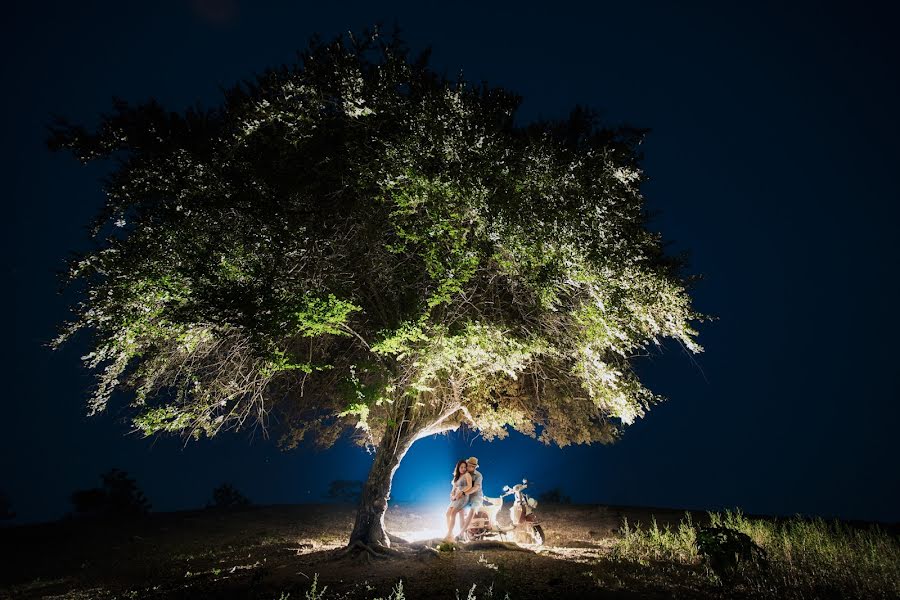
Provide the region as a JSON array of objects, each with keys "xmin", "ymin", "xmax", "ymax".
[
  {"xmin": 334, "ymin": 540, "xmax": 407, "ymax": 564},
  {"xmin": 461, "ymin": 540, "xmax": 533, "ymax": 553},
  {"xmin": 386, "ymin": 531, "xmax": 411, "ymax": 545},
  {"xmin": 332, "ymin": 534, "xmax": 528, "ymax": 565}
]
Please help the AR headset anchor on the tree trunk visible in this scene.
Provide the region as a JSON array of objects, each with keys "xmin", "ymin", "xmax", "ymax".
[{"xmin": 348, "ymin": 408, "xmax": 423, "ymax": 548}]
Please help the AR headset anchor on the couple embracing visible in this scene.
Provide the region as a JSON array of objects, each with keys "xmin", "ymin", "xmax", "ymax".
[{"xmin": 444, "ymin": 456, "xmax": 483, "ymax": 542}]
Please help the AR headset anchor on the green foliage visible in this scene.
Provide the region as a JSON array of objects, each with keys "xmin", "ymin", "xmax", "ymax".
[
  {"xmin": 380, "ymin": 171, "xmax": 483, "ymax": 309},
  {"xmin": 259, "ymin": 348, "xmax": 322, "ymax": 378},
  {"xmin": 370, "ymin": 320, "xmax": 429, "ymax": 359},
  {"xmin": 336, "ymin": 363, "xmax": 393, "ymax": 431},
  {"xmin": 291, "ymin": 294, "xmax": 361, "ymax": 338},
  {"xmin": 49, "ymin": 25, "xmax": 711, "ymax": 455},
  {"xmin": 408, "ymin": 322, "xmax": 550, "ymax": 397},
  {"xmin": 133, "ymin": 404, "xmax": 197, "ymax": 436}
]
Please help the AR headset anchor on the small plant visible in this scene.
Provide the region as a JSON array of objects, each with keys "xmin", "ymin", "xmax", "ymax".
[
  {"xmin": 456, "ymin": 583, "xmax": 478, "ymax": 600},
  {"xmin": 478, "ymin": 553, "xmax": 499, "ymax": 571},
  {"xmin": 453, "ymin": 583, "xmax": 508, "ymax": 600},
  {"xmin": 373, "ymin": 580, "xmax": 406, "ymax": 600},
  {"xmin": 304, "ymin": 573, "xmax": 327, "ymax": 600},
  {"xmin": 208, "ymin": 482, "xmax": 251, "ymax": 509}
]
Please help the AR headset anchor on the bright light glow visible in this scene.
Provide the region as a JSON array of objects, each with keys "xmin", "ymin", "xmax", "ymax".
[
  {"xmin": 390, "ymin": 504, "xmax": 451, "ymax": 542},
  {"xmin": 396, "ymin": 526, "xmax": 450, "ymax": 542},
  {"xmin": 389, "ymin": 500, "xmax": 519, "ymax": 545}
]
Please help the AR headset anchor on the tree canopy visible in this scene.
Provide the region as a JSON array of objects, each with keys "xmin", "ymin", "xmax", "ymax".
[{"xmin": 49, "ymin": 26, "xmax": 711, "ymax": 460}]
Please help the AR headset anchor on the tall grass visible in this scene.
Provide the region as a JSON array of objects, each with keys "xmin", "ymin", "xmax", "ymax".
[
  {"xmin": 614, "ymin": 513, "xmax": 698, "ymax": 564},
  {"xmin": 612, "ymin": 508, "xmax": 900, "ymax": 599}
]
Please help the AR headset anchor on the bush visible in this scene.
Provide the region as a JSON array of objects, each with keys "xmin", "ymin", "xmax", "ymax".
[
  {"xmin": 326, "ymin": 480, "xmax": 364, "ymax": 503},
  {"xmin": 71, "ymin": 487, "xmax": 108, "ymax": 516},
  {"xmin": 207, "ymin": 483, "xmax": 251, "ymax": 509},
  {"xmin": 695, "ymin": 525, "xmax": 768, "ymax": 583},
  {"xmin": 71, "ymin": 468, "xmax": 151, "ymax": 518},
  {"xmin": 538, "ymin": 487, "xmax": 572, "ymax": 504}
]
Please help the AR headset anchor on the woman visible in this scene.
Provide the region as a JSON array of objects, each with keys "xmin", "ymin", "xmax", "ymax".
[{"xmin": 444, "ymin": 459, "xmax": 472, "ymax": 542}]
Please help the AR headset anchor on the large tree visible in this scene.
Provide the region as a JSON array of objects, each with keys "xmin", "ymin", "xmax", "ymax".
[{"xmin": 49, "ymin": 26, "xmax": 711, "ymax": 549}]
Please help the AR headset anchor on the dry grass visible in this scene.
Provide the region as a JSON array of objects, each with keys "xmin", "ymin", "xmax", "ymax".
[{"xmin": 609, "ymin": 508, "xmax": 900, "ymax": 599}]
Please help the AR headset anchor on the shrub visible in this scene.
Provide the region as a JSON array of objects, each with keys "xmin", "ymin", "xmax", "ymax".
[
  {"xmin": 71, "ymin": 487, "xmax": 109, "ymax": 516},
  {"xmin": 694, "ymin": 525, "xmax": 768, "ymax": 583},
  {"xmin": 71, "ymin": 468, "xmax": 151, "ymax": 518},
  {"xmin": 538, "ymin": 487, "xmax": 572, "ymax": 504},
  {"xmin": 326, "ymin": 480, "xmax": 364, "ymax": 503},
  {"xmin": 207, "ymin": 483, "xmax": 251, "ymax": 509}
]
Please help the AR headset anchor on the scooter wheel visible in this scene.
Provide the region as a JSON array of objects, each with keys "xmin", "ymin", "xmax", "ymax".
[{"xmin": 531, "ymin": 525, "xmax": 545, "ymax": 546}]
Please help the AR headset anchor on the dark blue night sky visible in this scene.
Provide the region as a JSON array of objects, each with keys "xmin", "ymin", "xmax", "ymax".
[{"xmin": 3, "ymin": 1, "xmax": 898, "ymax": 525}]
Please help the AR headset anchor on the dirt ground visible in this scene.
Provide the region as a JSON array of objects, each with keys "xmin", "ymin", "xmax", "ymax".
[{"xmin": 0, "ymin": 503, "xmax": 723, "ymax": 599}]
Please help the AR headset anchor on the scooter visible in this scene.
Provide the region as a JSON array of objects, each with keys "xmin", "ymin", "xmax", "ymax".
[{"xmin": 466, "ymin": 479, "xmax": 545, "ymax": 545}]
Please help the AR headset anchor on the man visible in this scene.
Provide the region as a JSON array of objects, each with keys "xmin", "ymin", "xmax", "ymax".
[{"xmin": 459, "ymin": 456, "xmax": 483, "ymax": 540}]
